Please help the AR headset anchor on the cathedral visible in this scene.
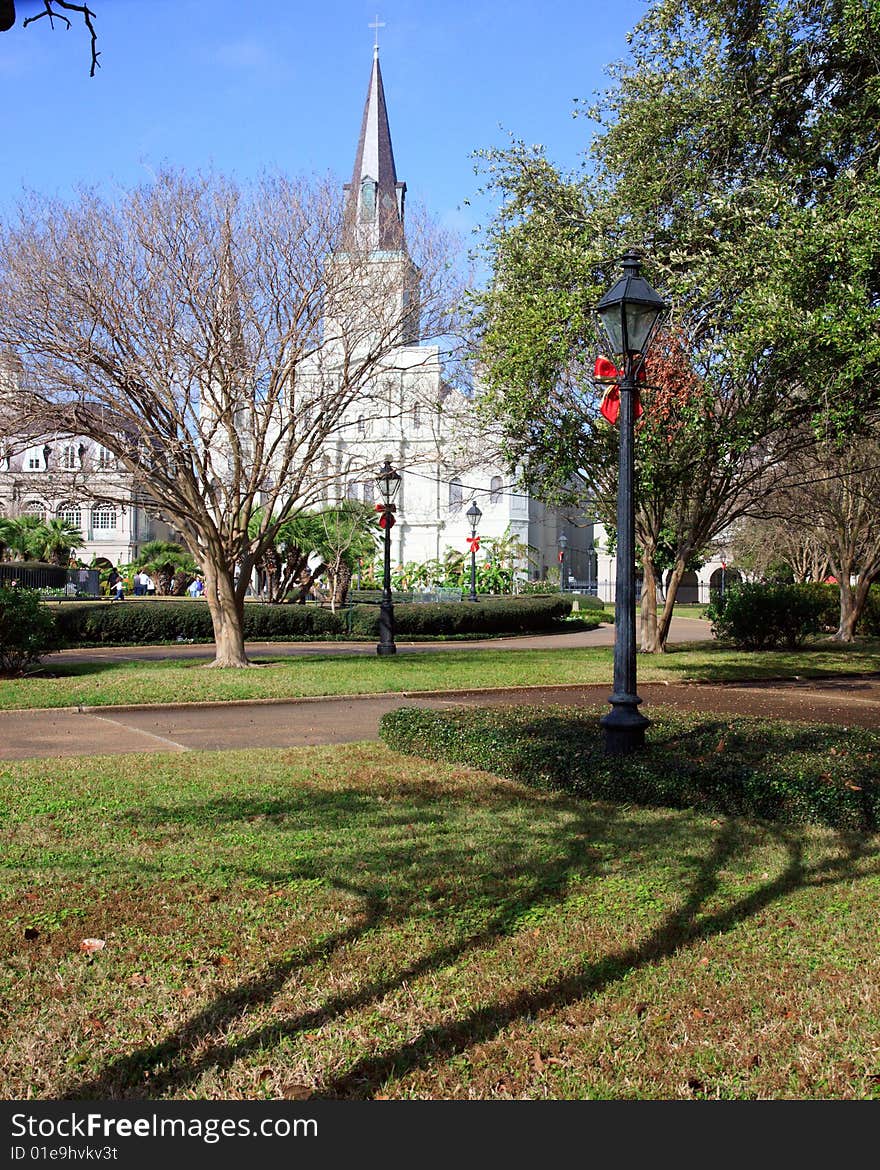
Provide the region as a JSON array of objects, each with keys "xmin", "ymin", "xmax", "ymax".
[{"xmin": 0, "ymin": 45, "xmax": 603, "ymax": 592}]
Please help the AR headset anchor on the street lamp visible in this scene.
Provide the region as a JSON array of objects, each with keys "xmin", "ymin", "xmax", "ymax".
[
  {"xmin": 595, "ymin": 249, "xmax": 667, "ymax": 754},
  {"xmin": 587, "ymin": 540, "xmax": 596, "ymax": 596},
  {"xmin": 375, "ymin": 456, "xmax": 401, "ymax": 656},
  {"xmin": 466, "ymin": 500, "xmax": 482, "ymax": 603},
  {"xmin": 557, "ymin": 533, "xmax": 568, "ymax": 593}
]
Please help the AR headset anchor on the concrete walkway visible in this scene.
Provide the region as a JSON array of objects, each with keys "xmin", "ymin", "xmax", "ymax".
[{"xmin": 2, "ymin": 675, "xmax": 879, "ymax": 762}]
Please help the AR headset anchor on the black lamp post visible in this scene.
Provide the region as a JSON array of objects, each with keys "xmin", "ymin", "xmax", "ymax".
[
  {"xmin": 375, "ymin": 457, "xmax": 401, "ymax": 656},
  {"xmin": 595, "ymin": 249, "xmax": 667, "ymax": 754},
  {"xmin": 466, "ymin": 500, "xmax": 482, "ymax": 602},
  {"xmin": 558, "ymin": 533, "xmax": 568, "ymax": 592},
  {"xmin": 587, "ymin": 540, "xmax": 596, "ymax": 596}
]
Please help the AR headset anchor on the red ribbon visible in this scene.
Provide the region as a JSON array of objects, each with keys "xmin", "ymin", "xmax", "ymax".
[
  {"xmin": 375, "ymin": 503, "xmax": 396, "ymax": 530},
  {"xmin": 594, "ymin": 355, "xmax": 645, "ymax": 425},
  {"xmin": 466, "ymin": 535, "xmax": 480, "ymax": 553}
]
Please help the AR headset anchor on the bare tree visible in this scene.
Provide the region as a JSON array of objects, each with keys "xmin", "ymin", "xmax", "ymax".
[
  {"xmin": 762, "ymin": 435, "xmax": 880, "ymax": 641},
  {"xmin": 0, "ymin": 170, "xmax": 464, "ymax": 665},
  {"xmin": 1, "ymin": 1, "xmax": 100, "ymax": 75}
]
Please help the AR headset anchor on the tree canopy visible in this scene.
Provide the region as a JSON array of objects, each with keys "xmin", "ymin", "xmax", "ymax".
[{"xmin": 470, "ymin": 0, "xmax": 880, "ymax": 649}]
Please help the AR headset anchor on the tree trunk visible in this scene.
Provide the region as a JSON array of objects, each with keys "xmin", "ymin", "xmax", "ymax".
[
  {"xmin": 639, "ymin": 551, "xmax": 661, "ymax": 652},
  {"xmin": 656, "ymin": 558, "xmax": 690, "ymax": 650},
  {"xmin": 331, "ymin": 559, "xmax": 353, "ymax": 610},
  {"xmin": 202, "ymin": 562, "xmax": 250, "ymax": 667},
  {"xmin": 832, "ymin": 574, "xmax": 874, "ymax": 642}
]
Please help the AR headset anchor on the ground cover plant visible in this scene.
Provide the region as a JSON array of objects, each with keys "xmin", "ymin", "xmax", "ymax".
[
  {"xmin": 2, "ymin": 742, "xmax": 879, "ymax": 1100},
  {"xmin": 380, "ymin": 705, "xmax": 880, "ymax": 831},
  {"xmin": 0, "ymin": 639, "xmax": 878, "ymax": 711}
]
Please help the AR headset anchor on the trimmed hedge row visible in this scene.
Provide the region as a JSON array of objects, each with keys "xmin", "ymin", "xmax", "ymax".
[
  {"xmin": 51, "ymin": 595, "xmax": 581, "ymax": 646},
  {"xmin": 379, "ymin": 703, "xmax": 880, "ymax": 832}
]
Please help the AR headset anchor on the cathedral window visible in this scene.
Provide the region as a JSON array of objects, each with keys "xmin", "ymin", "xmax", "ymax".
[
  {"xmin": 490, "ymin": 476, "xmax": 503, "ymax": 504},
  {"xmin": 357, "ymin": 416, "xmax": 366, "ymax": 435},
  {"xmin": 362, "ymin": 481, "xmax": 375, "ymax": 505},
  {"xmin": 97, "ymin": 446, "xmax": 114, "ymax": 469},
  {"xmin": 22, "ymin": 500, "xmax": 46, "ymax": 521},
  {"xmin": 61, "ymin": 444, "xmax": 78, "ymax": 470},
  {"xmin": 413, "ymin": 404, "xmax": 421, "ymax": 429},
  {"xmin": 92, "ymin": 504, "xmax": 117, "ymax": 531},
  {"xmin": 58, "ymin": 503, "xmax": 82, "ymax": 528},
  {"xmin": 346, "ymin": 481, "xmax": 359, "ymax": 501}
]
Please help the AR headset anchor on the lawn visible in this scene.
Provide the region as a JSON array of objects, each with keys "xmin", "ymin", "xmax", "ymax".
[
  {"xmin": 2, "ymin": 637, "xmax": 879, "ymax": 710},
  {"xmin": 2, "ymin": 741, "xmax": 879, "ymax": 1100}
]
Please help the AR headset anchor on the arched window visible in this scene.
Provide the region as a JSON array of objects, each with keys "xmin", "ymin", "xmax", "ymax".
[
  {"xmin": 22, "ymin": 500, "xmax": 46, "ymax": 521},
  {"xmin": 61, "ymin": 444, "xmax": 78, "ymax": 470},
  {"xmin": 57, "ymin": 503, "xmax": 82, "ymax": 529},
  {"xmin": 490, "ymin": 475, "xmax": 503, "ymax": 504},
  {"xmin": 91, "ymin": 504, "xmax": 117, "ymax": 531},
  {"xmin": 97, "ymin": 446, "xmax": 114, "ymax": 469},
  {"xmin": 346, "ymin": 481, "xmax": 359, "ymax": 501},
  {"xmin": 448, "ymin": 478, "xmax": 463, "ymax": 512},
  {"xmin": 413, "ymin": 404, "xmax": 421, "ymax": 429},
  {"xmin": 362, "ymin": 480, "xmax": 375, "ymax": 505},
  {"xmin": 357, "ymin": 415, "xmax": 366, "ymax": 436}
]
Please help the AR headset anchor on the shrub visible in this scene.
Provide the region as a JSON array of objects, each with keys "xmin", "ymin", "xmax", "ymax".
[
  {"xmin": 858, "ymin": 585, "xmax": 880, "ymax": 637},
  {"xmin": 52, "ymin": 595, "xmax": 579, "ymax": 646},
  {"xmin": 0, "ymin": 586, "xmax": 63, "ymax": 673},
  {"xmin": 379, "ymin": 704, "xmax": 880, "ymax": 832},
  {"xmin": 706, "ymin": 582, "xmax": 827, "ymax": 649}
]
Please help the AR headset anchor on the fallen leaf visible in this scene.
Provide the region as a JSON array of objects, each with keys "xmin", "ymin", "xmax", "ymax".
[
  {"xmin": 256, "ymin": 1068, "xmax": 273, "ymax": 1082},
  {"xmin": 80, "ymin": 938, "xmax": 105, "ymax": 954},
  {"xmin": 282, "ymin": 1084, "xmax": 312, "ymax": 1100},
  {"xmin": 532, "ymin": 1051, "xmax": 545, "ymax": 1073},
  {"xmin": 24, "ymin": 927, "xmax": 40, "ymax": 941},
  {"xmin": 86, "ymin": 1016, "xmax": 104, "ymax": 1031}
]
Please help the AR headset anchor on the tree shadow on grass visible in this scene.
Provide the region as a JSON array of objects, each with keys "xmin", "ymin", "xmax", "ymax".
[{"xmin": 57, "ymin": 776, "xmax": 879, "ymax": 1100}]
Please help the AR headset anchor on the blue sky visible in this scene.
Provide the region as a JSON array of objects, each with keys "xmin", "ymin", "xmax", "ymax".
[{"xmin": 1, "ymin": 0, "xmax": 648, "ymax": 258}]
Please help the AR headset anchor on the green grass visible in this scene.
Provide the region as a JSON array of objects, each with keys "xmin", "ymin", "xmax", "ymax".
[
  {"xmin": 3, "ymin": 741, "xmax": 879, "ymax": 1099},
  {"xmin": 2, "ymin": 637, "xmax": 878, "ymax": 710}
]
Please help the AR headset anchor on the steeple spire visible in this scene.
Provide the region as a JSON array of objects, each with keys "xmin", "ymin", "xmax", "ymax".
[{"xmin": 344, "ymin": 45, "xmax": 406, "ymax": 251}]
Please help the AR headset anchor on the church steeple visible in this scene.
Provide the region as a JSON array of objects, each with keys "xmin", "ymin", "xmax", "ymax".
[{"xmin": 344, "ymin": 47, "xmax": 407, "ymax": 251}]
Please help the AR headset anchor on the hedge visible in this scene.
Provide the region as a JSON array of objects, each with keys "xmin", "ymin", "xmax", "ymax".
[
  {"xmin": 379, "ymin": 703, "xmax": 880, "ymax": 832},
  {"xmin": 51, "ymin": 595, "xmax": 581, "ymax": 646}
]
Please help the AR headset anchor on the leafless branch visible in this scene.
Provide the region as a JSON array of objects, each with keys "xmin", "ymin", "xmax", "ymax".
[{"xmin": 22, "ymin": 1, "xmax": 99, "ymax": 76}]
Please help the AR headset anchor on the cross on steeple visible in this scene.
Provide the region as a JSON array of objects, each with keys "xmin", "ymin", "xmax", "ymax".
[{"xmin": 368, "ymin": 14, "xmax": 385, "ymax": 53}]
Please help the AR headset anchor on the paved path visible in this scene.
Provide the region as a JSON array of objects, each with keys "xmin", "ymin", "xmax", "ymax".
[{"xmin": 1, "ymin": 676, "xmax": 878, "ymax": 762}]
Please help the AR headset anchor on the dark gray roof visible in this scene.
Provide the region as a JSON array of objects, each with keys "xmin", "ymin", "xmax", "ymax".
[{"xmin": 344, "ymin": 49, "xmax": 406, "ymax": 251}]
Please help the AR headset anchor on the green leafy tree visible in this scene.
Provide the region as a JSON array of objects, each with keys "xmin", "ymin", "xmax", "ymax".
[{"xmin": 471, "ymin": 0, "xmax": 880, "ymax": 651}]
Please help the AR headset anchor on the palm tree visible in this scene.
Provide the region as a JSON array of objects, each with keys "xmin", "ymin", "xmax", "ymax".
[
  {"xmin": 6, "ymin": 515, "xmax": 47, "ymax": 562},
  {"xmin": 135, "ymin": 540, "xmax": 199, "ymax": 595},
  {"xmin": 40, "ymin": 518, "xmax": 84, "ymax": 566}
]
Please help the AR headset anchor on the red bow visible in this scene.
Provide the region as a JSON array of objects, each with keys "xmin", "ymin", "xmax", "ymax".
[
  {"xmin": 594, "ymin": 355, "xmax": 645, "ymax": 425},
  {"xmin": 375, "ymin": 503, "xmax": 396, "ymax": 530},
  {"xmin": 466, "ymin": 535, "xmax": 480, "ymax": 553}
]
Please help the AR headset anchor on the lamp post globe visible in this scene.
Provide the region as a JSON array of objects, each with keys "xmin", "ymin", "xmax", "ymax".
[
  {"xmin": 558, "ymin": 532, "xmax": 568, "ymax": 593},
  {"xmin": 375, "ymin": 456, "xmax": 401, "ymax": 656},
  {"xmin": 466, "ymin": 500, "xmax": 482, "ymax": 603},
  {"xmin": 595, "ymin": 250, "xmax": 667, "ymax": 754}
]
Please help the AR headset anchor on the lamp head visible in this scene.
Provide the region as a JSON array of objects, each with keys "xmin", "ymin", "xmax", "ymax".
[{"xmin": 596, "ymin": 249, "xmax": 667, "ymax": 358}]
